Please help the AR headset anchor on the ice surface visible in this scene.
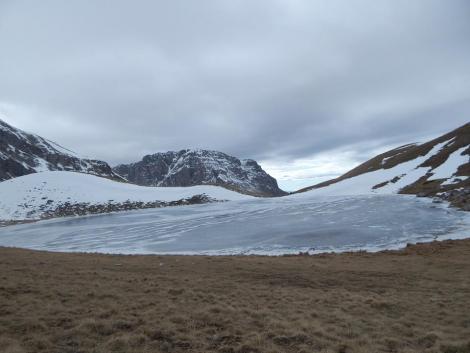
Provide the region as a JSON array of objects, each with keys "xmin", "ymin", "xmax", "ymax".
[{"xmin": 0, "ymin": 194, "xmax": 468, "ymax": 255}]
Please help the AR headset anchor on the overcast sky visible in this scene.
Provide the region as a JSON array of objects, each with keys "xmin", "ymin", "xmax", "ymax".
[{"xmin": 1, "ymin": 0, "xmax": 469, "ymax": 190}]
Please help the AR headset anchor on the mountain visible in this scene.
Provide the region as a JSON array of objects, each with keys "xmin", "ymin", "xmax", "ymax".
[
  {"xmin": 114, "ymin": 149, "xmax": 286, "ymax": 197},
  {"xmin": 0, "ymin": 118, "xmax": 121, "ymax": 181},
  {"xmin": 297, "ymin": 123, "xmax": 470, "ymax": 208}
]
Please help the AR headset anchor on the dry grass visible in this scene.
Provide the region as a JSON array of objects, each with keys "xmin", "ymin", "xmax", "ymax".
[{"xmin": 1, "ymin": 240, "xmax": 470, "ymax": 353}]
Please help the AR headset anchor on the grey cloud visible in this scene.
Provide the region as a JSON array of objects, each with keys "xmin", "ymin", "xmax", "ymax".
[{"xmin": 0, "ymin": 0, "xmax": 469, "ymax": 170}]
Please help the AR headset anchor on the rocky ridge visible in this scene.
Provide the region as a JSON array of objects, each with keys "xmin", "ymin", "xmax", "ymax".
[
  {"xmin": 114, "ymin": 149, "xmax": 286, "ymax": 197},
  {"xmin": 0, "ymin": 118, "xmax": 121, "ymax": 181}
]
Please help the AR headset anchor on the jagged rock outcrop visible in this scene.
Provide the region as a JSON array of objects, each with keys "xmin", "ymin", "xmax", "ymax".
[
  {"xmin": 114, "ymin": 149, "xmax": 286, "ymax": 197},
  {"xmin": 0, "ymin": 118, "xmax": 121, "ymax": 181}
]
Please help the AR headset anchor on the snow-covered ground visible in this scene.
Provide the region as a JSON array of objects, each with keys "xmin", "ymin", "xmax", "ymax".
[
  {"xmin": 300, "ymin": 139, "xmax": 469, "ymax": 196},
  {"xmin": 429, "ymin": 146, "xmax": 468, "ymax": 181},
  {"xmin": 0, "ymin": 171, "xmax": 252, "ymax": 220},
  {"xmin": 0, "ymin": 193, "xmax": 469, "ymax": 255}
]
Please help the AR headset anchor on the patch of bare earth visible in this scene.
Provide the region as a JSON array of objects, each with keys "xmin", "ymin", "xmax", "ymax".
[{"xmin": 1, "ymin": 240, "xmax": 470, "ymax": 353}]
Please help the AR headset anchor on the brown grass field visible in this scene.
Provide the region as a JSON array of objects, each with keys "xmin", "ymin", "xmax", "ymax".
[{"xmin": 1, "ymin": 240, "xmax": 470, "ymax": 353}]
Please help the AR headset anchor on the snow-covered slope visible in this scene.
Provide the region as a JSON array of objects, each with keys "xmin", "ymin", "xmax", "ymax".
[
  {"xmin": 0, "ymin": 171, "xmax": 252, "ymax": 221},
  {"xmin": 114, "ymin": 149, "xmax": 286, "ymax": 197},
  {"xmin": 0, "ymin": 118, "xmax": 121, "ymax": 181},
  {"xmin": 298, "ymin": 123, "xmax": 470, "ymax": 206}
]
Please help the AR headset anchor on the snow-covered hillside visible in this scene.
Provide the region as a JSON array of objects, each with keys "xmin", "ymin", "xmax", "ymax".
[
  {"xmin": 299, "ymin": 123, "xmax": 469, "ymax": 207},
  {"xmin": 299, "ymin": 140, "xmax": 467, "ymax": 196},
  {"xmin": 114, "ymin": 149, "xmax": 286, "ymax": 197},
  {"xmin": 0, "ymin": 118, "xmax": 120, "ymax": 181},
  {"xmin": 0, "ymin": 171, "xmax": 252, "ymax": 221}
]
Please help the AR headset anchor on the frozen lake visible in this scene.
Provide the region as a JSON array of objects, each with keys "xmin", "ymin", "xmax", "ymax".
[{"xmin": 0, "ymin": 194, "xmax": 469, "ymax": 255}]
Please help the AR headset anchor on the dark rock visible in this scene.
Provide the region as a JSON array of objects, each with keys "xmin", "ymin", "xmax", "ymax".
[
  {"xmin": 114, "ymin": 149, "xmax": 286, "ymax": 197},
  {"xmin": 0, "ymin": 118, "xmax": 121, "ymax": 181},
  {"xmin": 438, "ymin": 187, "xmax": 470, "ymax": 210},
  {"xmin": 39, "ymin": 194, "xmax": 217, "ymax": 220}
]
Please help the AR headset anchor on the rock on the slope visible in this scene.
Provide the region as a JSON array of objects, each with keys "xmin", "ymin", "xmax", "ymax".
[
  {"xmin": 0, "ymin": 118, "xmax": 121, "ymax": 181},
  {"xmin": 297, "ymin": 122, "xmax": 470, "ymax": 199},
  {"xmin": 114, "ymin": 149, "xmax": 286, "ymax": 197},
  {"xmin": 438, "ymin": 188, "xmax": 470, "ymax": 211},
  {"xmin": 40, "ymin": 194, "xmax": 217, "ymax": 220}
]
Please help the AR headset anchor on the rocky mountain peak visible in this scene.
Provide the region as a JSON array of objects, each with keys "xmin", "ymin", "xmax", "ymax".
[
  {"xmin": 0, "ymin": 118, "xmax": 121, "ymax": 181},
  {"xmin": 114, "ymin": 149, "xmax": 286, "ymax": 197}
]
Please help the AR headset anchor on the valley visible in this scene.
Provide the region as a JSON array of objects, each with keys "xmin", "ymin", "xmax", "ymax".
[
  {"xmin": 1, "ymin": 120, "xmax": 469, "ymax": 256},
  {"xmin": 2, "ymin": 3, "xmax": 469, "ymax": 352}
]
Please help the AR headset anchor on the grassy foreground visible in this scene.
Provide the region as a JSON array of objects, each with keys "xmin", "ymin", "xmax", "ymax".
[{"xmin": 1, "ymin": 240, "xmax": 470, "ymax": 353}]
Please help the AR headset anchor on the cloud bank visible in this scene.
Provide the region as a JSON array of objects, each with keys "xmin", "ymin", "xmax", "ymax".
[{"xmin": 1, "ymin": 0, "xmax": 469, "ymax": 189}]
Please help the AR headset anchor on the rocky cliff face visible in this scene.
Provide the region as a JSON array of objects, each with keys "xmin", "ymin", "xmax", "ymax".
[
  {"xmin": 0, "ymin": 118, "xmax": 120, "ymax": 181},
  {"xmin": 114, "ymin": 149, "xmax": 286, "ymax": 197}
]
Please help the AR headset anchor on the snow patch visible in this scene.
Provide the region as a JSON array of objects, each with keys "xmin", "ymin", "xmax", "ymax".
[
  {"xmin": 0, "ymin": 171, "xmax": 253, "ymax": 221},
  {"xmin": 300, "ymin": 140, "xmax": 456, "ymax": 197},
  {"xmin": 429, "ymin": 146, "xmax": 469, "ymax": 181}
]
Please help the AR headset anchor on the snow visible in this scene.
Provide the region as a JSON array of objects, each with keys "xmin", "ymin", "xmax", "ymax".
[
  {"xmin": 0, "ymin": 147, "xmax": 469, "ymax": 255},
  {"xmin": 299, "ymin": 139, "xmax": 464, "ymax": 197},
  {"xmin": 43, "ymin": 139, "xmax": 78, "ymax": 157},
  {"xmin": 1, "ymin": 119, "xmax": 77, "ymax": 157},
  {"xmin": 33, "ymin": 157, "xmax": 53, "ymax": 172},
  {"xmin": 0, "ymin": 194, "xmax": 468, "ymax": 255},
  {"xmin": 159, "ymin": 149, "xmax": 253, "ymax": 188},
  {"xmin": 0, "ymin": 120, "xmax": 28, "ymax": 140},
  {"xmin": 1, "ymin": 120, "xmax": 469, "ymax": 255},
  {"xmin": 442, "ymin": 176, "xmax": 469, "ymax": 186},
  {"xmin": 1, "ymin": 118, "xmax": 118, "ymax": 180},
  {"xmin": 380, "ymin": 143, "xmax": 418, "ymax": 166},
  {"xmin": 445, "ymin": 137, "xmax": 456, "ymax": 147},
  {"xmin": 0, "ymin": 171, "xmax": 252, "ymax": 220},
  {"xmin": 428, "ymin": 146, "xmax": 469, "ymax": 180},
  {"xmin": 144, "ymin": 149, "xmax": 268, "ymax": 192}
]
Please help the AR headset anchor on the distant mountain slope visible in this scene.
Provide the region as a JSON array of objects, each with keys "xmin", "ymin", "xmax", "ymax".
[
  {"xmin": 0, "ymin": 171, "xmax": 252, "ymax": 221},
  {"xmin": 297, "ymin": 123, "xmax": 470, "ymax": 208},
  {"xmin": 114, "ymin": 149, "xmax": 286, "ymax": 197},
  {"xmin": 0, "ymin": 118, "xmax": 120, "ymax": 181}
]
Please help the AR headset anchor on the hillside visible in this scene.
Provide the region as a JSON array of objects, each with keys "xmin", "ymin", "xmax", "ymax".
[
  {"xmin": 0, "ymin": 118, "xmax": 121, "ymax": 181},
  {"xmin": 297, "ymin": 123, "xmax": 469, "ymax": 208},
  {"xmin": 114, "ymin": 149, "xmax": 286, "ymax": 197},
  {"xmin": 0, "ymin": 171, "xmax": 251, "ymax": 221}
]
